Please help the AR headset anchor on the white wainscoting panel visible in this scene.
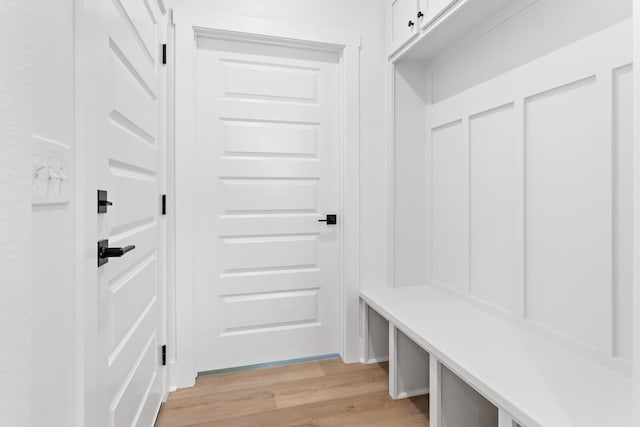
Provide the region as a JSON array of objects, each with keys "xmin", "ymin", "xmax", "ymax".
[
  {"xmin": 425, "ymin": 20, "xmax": 632, "ymax": 372},
  {"xmin": 524, "ymin": 76, "xmax": 608, "ymax": 350},
  {"xmin": 469, "ymin": 103, "xmax": 517, "ymax": 314},
  {"xmin": 432, "ymin": 120, "xmax": 466, "ymax": 292}
]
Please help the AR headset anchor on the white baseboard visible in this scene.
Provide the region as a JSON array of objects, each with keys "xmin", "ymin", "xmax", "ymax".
[
  {"xmin": 366, "ymin": 356, "xmax": 390, "ymax": 364},
  {"xmin": 393, "ymin": 387, "xmax": 430, "ymax": 400}
]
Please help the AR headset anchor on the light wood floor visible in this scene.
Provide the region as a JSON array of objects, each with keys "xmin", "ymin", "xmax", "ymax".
[{"xmin": 156, "ymin": 359, "xmax": 429, "ymax": 426}]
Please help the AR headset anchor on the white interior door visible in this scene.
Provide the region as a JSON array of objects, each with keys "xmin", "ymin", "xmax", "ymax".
[
  {"xmin": 195, "ymin": 37, "xmax": 341, "ymax": 372},
  {"xmin": 80, "ymin": 0, "xmax": 166, "ymax": 425}
]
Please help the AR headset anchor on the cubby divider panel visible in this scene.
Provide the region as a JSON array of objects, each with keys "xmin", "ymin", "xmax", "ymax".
[{"xmin": 367, "ymin": 306, "xmax": 390, "ymax": 363}]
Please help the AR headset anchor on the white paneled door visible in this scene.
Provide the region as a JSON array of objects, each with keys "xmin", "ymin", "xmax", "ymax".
[
  {"xmin": 196, "ymin": 38, "xmax": 341, "ymax": 371},
  {"xmin": 80, "ymin": 0, "xmax": 165, "ymax": 425}
]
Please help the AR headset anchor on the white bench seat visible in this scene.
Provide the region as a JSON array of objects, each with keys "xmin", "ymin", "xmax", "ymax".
[{"xmin": 360, "ymin": 285, "xmax": 632, "ymax": 427}]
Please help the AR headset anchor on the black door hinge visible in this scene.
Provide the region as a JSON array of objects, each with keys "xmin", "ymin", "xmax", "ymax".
[
  {"xmin": 161, "ymin": 194, "xmax": 167, "ymax": 215},
  {"xmin": 162, "ymin": 44, "xmax": 167, "ymax": 65},
  {"xmin": 161, "ymin": 345, "xmax": 167, "ymax": 366}
]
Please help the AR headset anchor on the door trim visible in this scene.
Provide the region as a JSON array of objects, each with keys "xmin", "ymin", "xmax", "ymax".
[{"xmin": 171, "ymin": 9, "xmax": 361, "ymax": 389}]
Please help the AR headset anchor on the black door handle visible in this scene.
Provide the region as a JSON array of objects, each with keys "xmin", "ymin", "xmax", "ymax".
[
  {"xmin": 318, "ymin": 214, "xmax": 337, "ymax": 225},
  {"xmin": 408, "ymin": 20, "xmax": 415, "ymax": 28},
  {"xmin": 98, "ymin": 239, "xmax": 136, "ymax": 267},
  {"xmin": 102, "ymin": 245, "xmax": 135, "ymax": 257}
]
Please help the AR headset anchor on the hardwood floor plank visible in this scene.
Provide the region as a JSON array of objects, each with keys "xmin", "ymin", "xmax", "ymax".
[
  {"xmin": 183, "ymin": 392, "xmax": 428, "ymax": 427},
  {"xmin": 273, "ymin": 364, "xmax": 389, "ymax": 409},
  {"xmin": 155, "ymin": 360, "xmax": 429, "ymax": 427},
  {"xmin": 170, "ymin": 361, "xmax": 326, "ymax": 399},
  {"xmin": 316, "ymin": 358, "xmax": 387, "ymax": 376},
  {"xmin": 156, "ymin": 388, "xmax": 277, "ymax": 426}
]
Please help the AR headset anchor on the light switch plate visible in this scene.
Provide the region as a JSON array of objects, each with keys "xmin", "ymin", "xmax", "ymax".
[{"xmin": 32, "ymin": 135, "xmax": 72, "ymax": 206}]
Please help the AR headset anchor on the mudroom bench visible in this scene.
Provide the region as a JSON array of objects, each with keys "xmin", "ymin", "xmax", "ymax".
[{"xmin": 360, "ymin": 286, "xmax": 632, "ymax": 427}]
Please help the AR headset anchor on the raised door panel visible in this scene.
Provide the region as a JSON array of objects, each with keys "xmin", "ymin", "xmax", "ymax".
[{"xmin": 390, "ymin": 0, "xmax": 420, "ymax": 55}]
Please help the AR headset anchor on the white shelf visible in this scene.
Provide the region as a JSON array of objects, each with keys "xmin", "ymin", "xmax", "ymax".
[
  {"xmin": 361, "ymin": 285, "xmax": 632, "ymax": 427},
  {"xmin": 393, "ymin": 0, "xmax": 533, "ymax": 63}
]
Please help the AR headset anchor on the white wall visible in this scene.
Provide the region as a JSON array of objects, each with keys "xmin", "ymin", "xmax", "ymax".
[
  {"xmin": 0, "ymin": 1, "xmax": 33, "ymax": 426},
  {"xmin": 1, "ymin": 1, "xmax": 75, "ymax": 425},
  {"xmin": 424, "ymin": 17, "xmax": 633, "ymax": 373},
  {"xmin": 430, "ymin": 0, "xmax": 632, "ymax": 102},
  {"xmin": 393, "ymin": 61, "xmax": 427, "ymax": 287},
  {"xmin": 31, "ymin": 1, "xmax": 76, "ymax": 426},
  {"xmin": 167, "ymin": 0, "xmax": 389, "ymax": 289}
]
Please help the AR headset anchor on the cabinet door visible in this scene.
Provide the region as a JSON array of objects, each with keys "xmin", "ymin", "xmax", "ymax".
[
  {"xmin": 418, "ymin": 0, "xmax": 428, "ymax": 29},
  {"xmin": 423, "ymin": 0, "xmax": 458, "ymax": 28},
  {"xmin": 390, "ymin": 0, "xmax": 420, "ymax": 55}
]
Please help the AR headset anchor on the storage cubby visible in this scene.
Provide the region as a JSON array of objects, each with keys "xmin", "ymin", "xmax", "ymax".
[
  {"xmin": 440, "ymin": 365, "xmax": 497, "ymax": 427},
  {"xmin": 389, "ymin": 326, "xmax": 429, "ymax": 399},
  {"xmin": 365, "ymin": 306, "xmax": 390, "ymax": 363}
]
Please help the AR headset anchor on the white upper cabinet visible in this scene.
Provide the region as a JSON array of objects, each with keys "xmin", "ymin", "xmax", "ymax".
[
  {"xmin": 422, "ymin": 0, "xmax": 457, "ymax": 29},
  {"xmin": 388, "ymin": 0, "xmax": 461, "ymax": 57},
  {"xmin": 389, "ymin": 0, "xmax": 421, "ymax": 55},
  {"xmin": 387, "ymin": 0, "xmax": 528, "ymax": 60}
]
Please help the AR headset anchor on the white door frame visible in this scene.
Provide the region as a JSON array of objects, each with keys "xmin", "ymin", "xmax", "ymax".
[
  {"xmin": 171, "ymin": 9, "xmax": 362, "ymax": 389},
  {"xmin": 633, "ymin": 2, "xmax": 640, "ymax": 424}
]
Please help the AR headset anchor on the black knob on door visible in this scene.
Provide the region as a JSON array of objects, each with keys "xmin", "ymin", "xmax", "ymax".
[
  {"xmin": 98, "ymin": 239, "xmax": 136, "ymax": 267},
  {"xmin": 408, "ymin": 20, "xmax": 415, "ymax": 27},
  {"xmin": 417, "ymin": 11, "xmax": 424, "ymax": 18}
]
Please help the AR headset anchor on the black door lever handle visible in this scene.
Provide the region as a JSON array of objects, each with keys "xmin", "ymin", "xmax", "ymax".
[
  {"xmin": 318, "ymin": 214, "xmax": 337, "ymax": 225},
  {"xmin": 102, "ymin": 245, "xmax": 136, "ymax": 258},
  {"xmin": 98, "ymin": 239, "xmax": 136, "ymax": 267}
]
